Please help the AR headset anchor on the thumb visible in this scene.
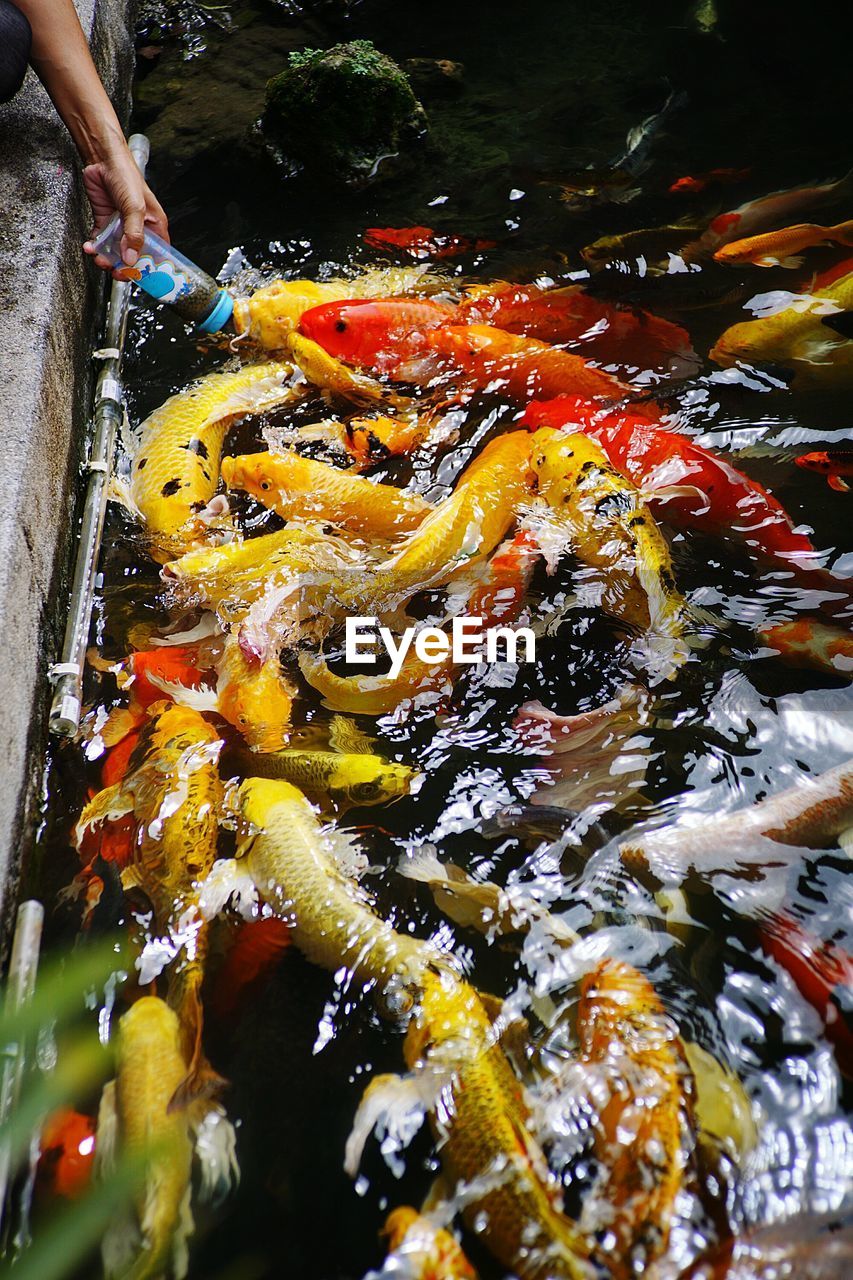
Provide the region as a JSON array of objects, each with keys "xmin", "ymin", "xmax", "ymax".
[{"xmin": 120, "ymin": 201, "xmax": 146, "ymax": 267}]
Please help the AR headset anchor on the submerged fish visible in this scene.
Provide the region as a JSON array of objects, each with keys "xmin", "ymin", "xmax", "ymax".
[
  {"xmin": 77, "ymin": 704, "xmax": 224, "ymax": 1105},
  {"xmin": 796, "ymin": 449, "xmax": 853, "ymax": 491},
  {"xmin": 455, "ymin": 283, "xmax": 696, "ymax": 375},
  {"xmin": 714, "ymin": 218, "xmax": 853, "ymax": 268},
  {"xmin": 528, "ymin": 428, "xmax": 691, "ymax": 677},
  {"xmin": 758, "ymin": 618, "xmax": 853, "ymax": 679},
  {"xmin": 375, "ymin": 1206, "xmax": 478, "ymax": 1279},
  {"xmin": 96, "ymin": 997, "xmax": 237, "ymax": 1280},
  {"xmin": 299, "ymin": 297, "xmax": 457, "ymax": 373},
  {"xmin": 406, "ymin": 324, "xmax": 632, "ymax": 402},
  {"xmin": 37, "ymin": 1109, "xmax": 96, "ymax": 1202},
  {"xmin": 129, "ymin": 362, "xmax": 299, "ymax": 556},
  {"xmin": 577, "ymin": 959, "xmax": 695, "ymax": 1279},
  {"xmin": 522, "ymin": 397, "xmax": 820, "ymax": 566},
  {"xmin": 221, "ymin": 449, "xmax": 431, "ymax": 539},
  {"xmin": 668, "ymin": 168, "xmax": 750, "ymax": 196},
  {"xmin": 225, "ymin": 742, "xmax": 416, "ymax": 810},
  {"xmin": 211, "ymin": 916, "xmax": 292, "ymax": 1022},
  {"xmin": 363, "ymin": 225, "xmax": 496, "ymax": 258},
  {"xmin": 686, "ymin": 170, "xmax": 853, "ymax": 259},
  {"xmin": 710, "ymin": 266, "xmax": 853, "ymax": 388}
]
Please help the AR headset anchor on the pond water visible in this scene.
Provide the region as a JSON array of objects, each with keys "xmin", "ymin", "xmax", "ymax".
[{"xmin": 23, "ymin": 2, "xmax": 853, "ymax": 1277}]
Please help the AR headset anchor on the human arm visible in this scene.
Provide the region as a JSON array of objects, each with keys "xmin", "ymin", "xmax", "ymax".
[{"xmin": 12, "ymin": 0, "xmax": 168, "ymax": 267}]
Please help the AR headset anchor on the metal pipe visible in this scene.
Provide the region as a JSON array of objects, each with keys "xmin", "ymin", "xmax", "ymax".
[
  {"xmin": 0, "ymin": 901, "xmax": 44, "ymax": 1230},
  {"xmin": 48, "ymin": 133, "xmax": 150, "ymax": 737}
]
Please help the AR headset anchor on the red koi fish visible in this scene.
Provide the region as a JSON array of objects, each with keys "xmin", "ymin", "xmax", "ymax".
[
  {"xmin": 211, "ymin": 917, "xmax": 292, "ymax": 1021},
  {"xmin": 455, "ymin": 283, "xmax": 696, "ymax": 374},
  {"xmin": 403, "ymin": 324, "xmax": 632, "ymax": 403},
  {"xmin": 126, "ymin": 645, "xmax": 207, "ymax": 708},
  {"xmin": 759, "ymin": 913, "xmax": 853, "ymax": 1077},
  {"xmin": 37, "ymin": 1108, "xmax": 96, "ymax": 1200},
  {"xmin": 521, "ymin": 396, "xmax": 819, "ymax": 563},
  {"xmin": 363, "ymin": 225, "xmax": 497, "ymax": 259},
  {"xmin": 796, "ymin": 451, "xmax": 853, "ymax": 492},
  {"xmin": 668, "ymin": 167, "xmax": 750, "ymax": 195},
  {"xmin": 299, "ymin": 297, "xmax": 456, "ymax": 372}
]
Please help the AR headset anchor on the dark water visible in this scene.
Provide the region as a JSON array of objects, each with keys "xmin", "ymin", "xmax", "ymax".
[{"xmin": 26, "ymin": 2, "xmax": 853, "ymax": 1277}]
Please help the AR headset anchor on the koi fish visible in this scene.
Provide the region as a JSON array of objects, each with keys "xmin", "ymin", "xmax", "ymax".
[
  {"xmin": 220, "ymin": 449, "xmax": 431, "ymax": 540},
  {"xmin": 210, "ymin": 916, "xmax": 292, "ymax": 1022},
  {"xmin": 37, "ymin": 1108, "xmax": 96, "ymax": 1201},
  {"xmin": 363, "ymin": 225, "xmax": 496, "ymax": 259},
  {"xmin": 710, "ymin": 267, "xmax": 853, "ymax": 388},
  {"xmin": 299, "ymin": 297, "xmax": 456, "ymax": 372},
  {"xmin": 76, "ymin": 704, "xmax": 225, "ymax": 1107},
  {"xmin": 122, "ymin": 646, "xmax": 207, "ymax": 708},
  {"xmin": 581, "ymin": 223, "xmax": 703, "ymax": 269},
  {"xmin": 758, "ymin": 913, "xmax": 853, "ymax": 1077},
  {"xmin": 528, "ymin": 428, "xmax": 692, "ymax": 677},
  {"xmin": 521, "ymin": 397, "xmax": 820, "ymax": 565},
  {"xmin": 668, "ymin": 168, "xmax": 750, "ymax": 195},
  {"xmin": 129, "ymin": 362, "xmax": 300, "ymax": 556},
  {"xmin": 375, "ymin": 1206, "xmax": 478, "ymax": 1279},
  {"xmin": 714, "ymin": 219, "xmax": 853, "ymax": 268},
  {"xmin": 685, "ymin": 170, "xmax": 853, "ymax": 259},
  {"xmin": 796, "ymin": 450, "xmax": 853, "ymax": 491},
  {"xmin": 455, "ymin": 283, "xmax": 697, "ymax": 375},
  {"xmin": 403, "ymin": 324, "xmax": 632, "ymax": 403},
  {"xmin": 343, "ymin": 412, "xmax": 433, "ymax": 468},
  {"xmin": 96, "ymin": 997, "xmax": 237, "ymax": 1280},
  {"xmin": 156, "ymin": 629, "xmax": 297, "ymax": 751},
  {"xmin": 577, "ymin": 959, "xmax": 695, "ymax": 1279},
  {"xmin": 299, "ymin": 527, "xmax": 538, "ymax": 714},
  {"xmin": 226, "ymin": 740, "xmax": 416, "ymax": 810},
  {"xmin": 350, "ymin": 964, "xmax": 593, "ymax": 1280},
  {"xmin": 758, "ymin": 618, "xmax": 853, "ymax": 679},
  {"xmin": 287, "ymin": 333, "xmax": 410, "ymax": 408}
]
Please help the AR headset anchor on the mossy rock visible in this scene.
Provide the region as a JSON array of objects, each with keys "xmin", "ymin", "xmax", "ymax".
[{"xmin": 263, "ymin": 39, "xmax": 428, "ymax": 187}]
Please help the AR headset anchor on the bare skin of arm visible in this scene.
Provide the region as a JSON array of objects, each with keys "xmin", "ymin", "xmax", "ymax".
[{"xmin": 13, "ymin": 0, "xmax": 168, "ymax": 268}]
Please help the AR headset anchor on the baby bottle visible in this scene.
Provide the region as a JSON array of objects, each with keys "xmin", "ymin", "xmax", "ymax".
[{"xmin": 91, "ymin": 215, "xmax": 234, "ymax": 333}]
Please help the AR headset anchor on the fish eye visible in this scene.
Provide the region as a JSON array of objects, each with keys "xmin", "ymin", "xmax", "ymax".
[
  {"xmin": 376, "ymin": 976, "xmax": 416, "ymax": 1022},
  {"xmin": 334, "ymin": 319, "xmax": 348, "ymax": 333},
  {"xmin": 352, "ymin": 781, "xmax": 381, "ymax": 802},
  {"xmin": 259, "ymin": 478, "xmax": 271, "ymax": 491},
  {"xmin": 237, "ymin": 714, "xmax": 249, "ymax": 727}
]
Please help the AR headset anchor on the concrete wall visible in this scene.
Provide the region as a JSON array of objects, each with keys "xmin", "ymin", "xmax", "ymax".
[{"xmin": 0, "ymin": 0, "xmax": 134, "ymax": 930}]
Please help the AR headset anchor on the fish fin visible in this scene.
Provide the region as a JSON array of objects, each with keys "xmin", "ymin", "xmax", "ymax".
[
  {"xmin": 107, "ymin": 473, "xmax": 142, "ymax": 518},
  {"xmin": 819, "ymin": 311, "xmax": 853, "ymax": 339},
  {"xmin": 642, "ymin": 482, "xmax": 710, "ymax": 512},
  {"xmin": 838, "ymin": 826, "xmax": 853, "ymax": 858},
  {"xmin": 168, "ymin": 975, "xmax": 228, "ymax": 1113},
  {"xmin": 683, "ymin": 1039, "xmax": 757, "ymax": 1159},
  {"xmin": 397, "ymin": 848, "xmax": 509, "ymax": 936},
  {"xmin": 328, "ymin": 714, "xmax": 375, "ymax": 756},
  {"xmin": 97, "ymin": 705, "xmax": 145, "ymax": 749},
  {"xmin": 828, "ymin": 474, "xmax": 850, "ymax": 492},
  {"xmin": 94, "ymin": 1079, "xmax": 118, "ymax": 1177},
  {"xmin": 323, "ymin": 826, "xmax": 373, "ymax": 881},
  {"xmin": 97, "ymin": 1081, "xmax": 143, "ymax": 1280},
  {"xmin": 145, "ymin": 672, "xmax": 220, "ymax": 712},
  {"xmin": 344, "ymin": 1072, "xmax": 429, "ymax": 1179},
  {"xmin": 191, "ymin": 1102, "xmax": 240, "ymax": 1205},
  {"xmin": 75, "ymin": 784, "xmax": 133, "ymax": 844},
  {"xmin": 197, "ymin": 858, "xmax": 259, "ymax": 921},
  {"xmin": 477, "ymin": 991, "xmax": 532, "ymax": 1073}
]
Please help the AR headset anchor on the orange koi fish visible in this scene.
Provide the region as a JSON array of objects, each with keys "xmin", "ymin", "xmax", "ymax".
[
  {"xmin": 668, "ymin": 168, "xmax": 750, "ymax": 195},
  {"xmin": 796, "ymin": 450, "xmax": 853, "ymax": 492},
  {"xmin": 759, "ymin": 913, "xmax": 853, "ymax": 1078},
  {"xmin": 577, "ymin": 959, "xmax": 694, "ymax": 1279},
  {"xmin": 343, "ymin": 413, "xmax": 432, "ymax": 468},
  {"xmin": 759, "ymin": 618, "xmax": 853, "ymax": 678},
  {"xmin": 714, "ymin": 219, "xmax": 853, "ymax": 268},
  {"xmin": 403, "ymin": 324, "xmax": 631, "ymax": 403},
  {"xmin": 686, "ymin": 170, "xmax": 853, "ymax": 259},
  {"xmin": 363, "ymin": 225, "xmax": 497, "ymax": 259},
  {"xmin": 455, "ymin": 283, "xmax": 696, "ymax": 374},
  {"xmin": 211, "ymin": 916, "xmax": 292, "ymax": 1021},
  {"xmin": 37, "ymin": 1109, "xmax": 96, "ymax": 1200},
  {"xmin": 299, "ymin": 298, "xmax": 456, "ymax": 372}
]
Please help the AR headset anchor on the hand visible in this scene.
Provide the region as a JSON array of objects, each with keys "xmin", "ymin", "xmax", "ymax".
[{"xmin": 82, "ymin": 141, "xmax": 169, "ymax": 275}]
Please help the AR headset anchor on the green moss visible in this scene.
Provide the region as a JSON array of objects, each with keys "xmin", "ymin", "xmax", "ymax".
[{"xmin": 263, "ymin": 39, "xmax": 428, "ymax": 186}]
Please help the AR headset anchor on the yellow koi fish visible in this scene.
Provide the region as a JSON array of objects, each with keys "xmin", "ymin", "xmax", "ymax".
[
  {"xmin": 288, "ymin": 333, "xmax": 410, "ymax": 409},
  {"xmin": 379, "ymin": 1206, "xmax": 479, "ymax": 1279},
  {"xmin": 576, "ymin": 959, "xmax": 695, "ymax": 1279},
  {"xmin": 96, "ymin": 997, "xmax": 237, "ymax": 1280},
  {"xmin": 529, "ymin": 428, "xmax": 691, "ymax": 677},
  {"xmin": 226, "ymin": 735, "xmax": 416, "ymax": 811},
  {"xmin": 221, "ymin": 449, "xmax": 431, "ymax": 540},
  {"xmin": 710, "ymin": 267, "xmax": 853, "ymax": 389},
  {"xmin": 344, "ymin": 412, "xmax": 432, "ymax": 469},
  {"xmin": 76, "ymin": 706, "xmax": 224, "ymax": 1107},
  {"xmin": 129, "ymin": 362, "xmax": 300, "ymax": 556}
]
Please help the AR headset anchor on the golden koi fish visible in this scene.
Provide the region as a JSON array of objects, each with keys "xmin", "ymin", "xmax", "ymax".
[
  {"xmin": 97, "ymin": 997, "xmax": 237, "ymax": 1280},
  {"xmin": 130, "ymin": 362, "xmax": 300, "ymax": 556},
  {"xmin": 76, "ymin": 705, "xmax": 224, "ymax": 1107},
  {"xmin": 710, "ymin": 267, "xmax": 853, "ymax": 389},
  {"xmin": 714, "ymin": 218, "xmax": 853, "ymax": 267},
  {"xmin": 379, "ymin": 1206, "xmax": 479, "ymax": 1279},
  {"xmin": 344, "ymin": 412, "xmax": 432, "ymax": 469},
  {"xmin": 576, "ymin": 959, "xmax": 695, "ymax": 1280},
  {"xmin": 221, "ymin": 449, "xmax": 431, "ymax": 540},
  {"xmin": 529, "ymin": 428, "xmax": 690, "ymax": 676},
  {"xmin": 288, "ymin": 332, "xmax": 410, "ymax": 408},
  {"xmin": 225, "ymin": 739, "xmax": 416, "ymax": 811}
]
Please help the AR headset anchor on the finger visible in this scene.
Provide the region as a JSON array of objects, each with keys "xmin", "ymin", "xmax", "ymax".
[
  {"xmin": 120, "ymin": 203, "xmax": 146, "ymax": 267},
  {"xmin": 143, "ymin": 189, "xmax": 170, "ymax": 243}
]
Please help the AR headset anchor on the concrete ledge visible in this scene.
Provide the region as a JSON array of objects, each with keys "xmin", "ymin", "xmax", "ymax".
[{"xmin": 0, "ymin": 0, "xmax": 134, "ymax": 928}]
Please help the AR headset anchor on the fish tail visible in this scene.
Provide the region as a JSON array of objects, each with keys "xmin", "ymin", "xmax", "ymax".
[
  {"xmin": 833, "ymin": 219, "xmax": 853, "ymax": 247},
  {"xmin": 829, "ymin": 474, "xmax": 851, "ymax": 492},
  {"xmin": 167, "ymin": 966, "xmax": 227, "ymax": 1113}
]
